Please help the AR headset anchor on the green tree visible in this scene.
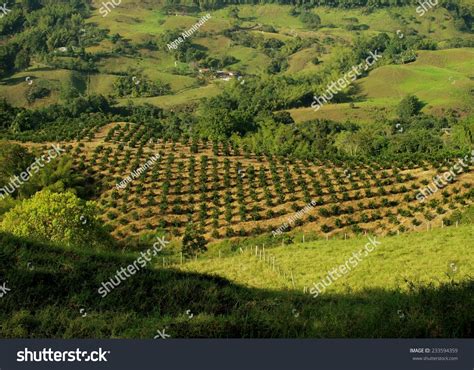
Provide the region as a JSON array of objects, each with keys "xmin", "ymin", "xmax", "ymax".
[
  {"xmin": 22, "ymin": 156, "xmax": 90, "ymax": 199},
  {"xmin": 228, "ymin": 7, "xmax": 240, "ymax": 19},
  {"xmin": 334, "ymin": 131, "xmax": 361, "ymax": 156},
  {"xmin": 0, "ymin": 190, "xmax": 110, "ymax": 248},
  {"xmin": 397, "ymin": 95, "xmax": 424, "ymax": 119},
  {"xmin": 60, "ymin": 84, "xmax": 80, "ymax": 102},
  {"xmin": 14, "ymin": 49, "xmax": 30, "ymax": 70},
  {"xmin": 181, "ymin": 223, "xmax": 207, "ymax": 257},
  {"xmin": 0, "ymin": 142, "xmax": 34, "ymax": 190},
  {"xmin": 299, "ymin": 12, "xmax": 321, "ymax": 29},
  {"xmin": 448, "ymin": 116, "xmax": 474, "ymax": 150}
]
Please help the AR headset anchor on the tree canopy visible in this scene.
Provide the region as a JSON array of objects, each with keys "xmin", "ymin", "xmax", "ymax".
[{"xmin": 1, "ymin": 190, "xmax": 110, "ymax": 248}]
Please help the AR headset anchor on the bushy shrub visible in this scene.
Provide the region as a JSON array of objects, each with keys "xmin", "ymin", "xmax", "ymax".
[{"xmin": 0, "ymin": 190, "xmax": 110, "ymax": 248}]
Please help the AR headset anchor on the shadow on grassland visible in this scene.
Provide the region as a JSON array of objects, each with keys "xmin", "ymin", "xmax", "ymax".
[{"xmin": 0, "ymin": 232, "xmax": 472, "ymax": 338}]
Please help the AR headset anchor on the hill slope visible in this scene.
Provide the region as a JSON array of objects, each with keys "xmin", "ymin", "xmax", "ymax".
[
  {"xmin": 180, "ymin": 224, "xmax": 474, "ymax": 292},
  {"xmin": 1, "ymin": 225, "xmax": 472, "ymax": 338},
  {"xmin": 289, "ymin": 48, "xmax": 474, "ymax": 124}
]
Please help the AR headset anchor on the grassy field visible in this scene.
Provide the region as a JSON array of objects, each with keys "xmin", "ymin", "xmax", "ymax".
[
  {"xmin": 2, "ymin": 3, "xmax": 472, "ymax": 117},
  {"xmin": 180, "ymin": 225, "xmax": 474, "ymax": 293},
  {"xmin": 0, "ymin": 67, "xmax": 73, "ymax": 108},
  {"xmin": 0, "ymin": 222, "xmax": 471, "ymax": 338},
  {"xmin": 289, "ymin": 48, "xmax": 474, "ymax": 123}
]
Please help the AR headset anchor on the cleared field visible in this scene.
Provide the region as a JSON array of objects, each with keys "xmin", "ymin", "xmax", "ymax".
[
  {"xmin": 0, "ymin": 68, "xmax": 75, "ymax": 108},
  {"xmin": 288, "ymin": 101, "xmax": 393, "ymax": 124},
  {"xmin": 359, "ymin": 48, "xmax": 474, "ymax": 106},
  {"xmin": 180, "ymin": 224, "xmax": 474, "ymax": 292},
  {"xmin": 285, "ymin": 48, "xmax": 321, "ymax": 75},
  {"xmin": 289, "ymin": 48, "xmax": 474, "ymax": 123}
]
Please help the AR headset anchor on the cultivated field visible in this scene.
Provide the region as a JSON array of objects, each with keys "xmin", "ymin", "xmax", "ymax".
[{"xmin": 21, "ymin": 122, "xmax": 473, "ymax": 243}]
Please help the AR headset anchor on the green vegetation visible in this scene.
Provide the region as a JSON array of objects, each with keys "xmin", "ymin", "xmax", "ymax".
[
  {"xmin": 0, "ymin": 225, "xmax": 472, "ymax": 338},
  {"xmin": 0, "ymin": 0, "xmax": 473, "ymax": 340},
  {"xmin": 182, "ymin": 225, "xmax": 474, "ymax": 293},
  {"xmin": 182, "ymin": 223, "xmax": 208, "ymax": 257},
  {"xmin": 397, "ymin": 95, "xmax": 424, "ymax": 119},
  {"xmin": 113, "ymin": 74, "xmax": 171, "ymax": 98},
  {"xmin": 0, "ymin": 141, "xmax": 95, "ymax": 198},
  {"xmin": 1, "ymin": 190, "xmax": 110, "ymax": 249}
]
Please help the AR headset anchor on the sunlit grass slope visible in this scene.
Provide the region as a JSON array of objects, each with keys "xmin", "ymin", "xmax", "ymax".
[{"xmin": 179, "ymin": 225, "xmax": 474, "ymax": 293}]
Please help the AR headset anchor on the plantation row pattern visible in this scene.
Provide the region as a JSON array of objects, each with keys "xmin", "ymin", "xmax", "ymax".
[{"xmin": 42, "ymin": 122, "xmax": 473, "ymax": 241}]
